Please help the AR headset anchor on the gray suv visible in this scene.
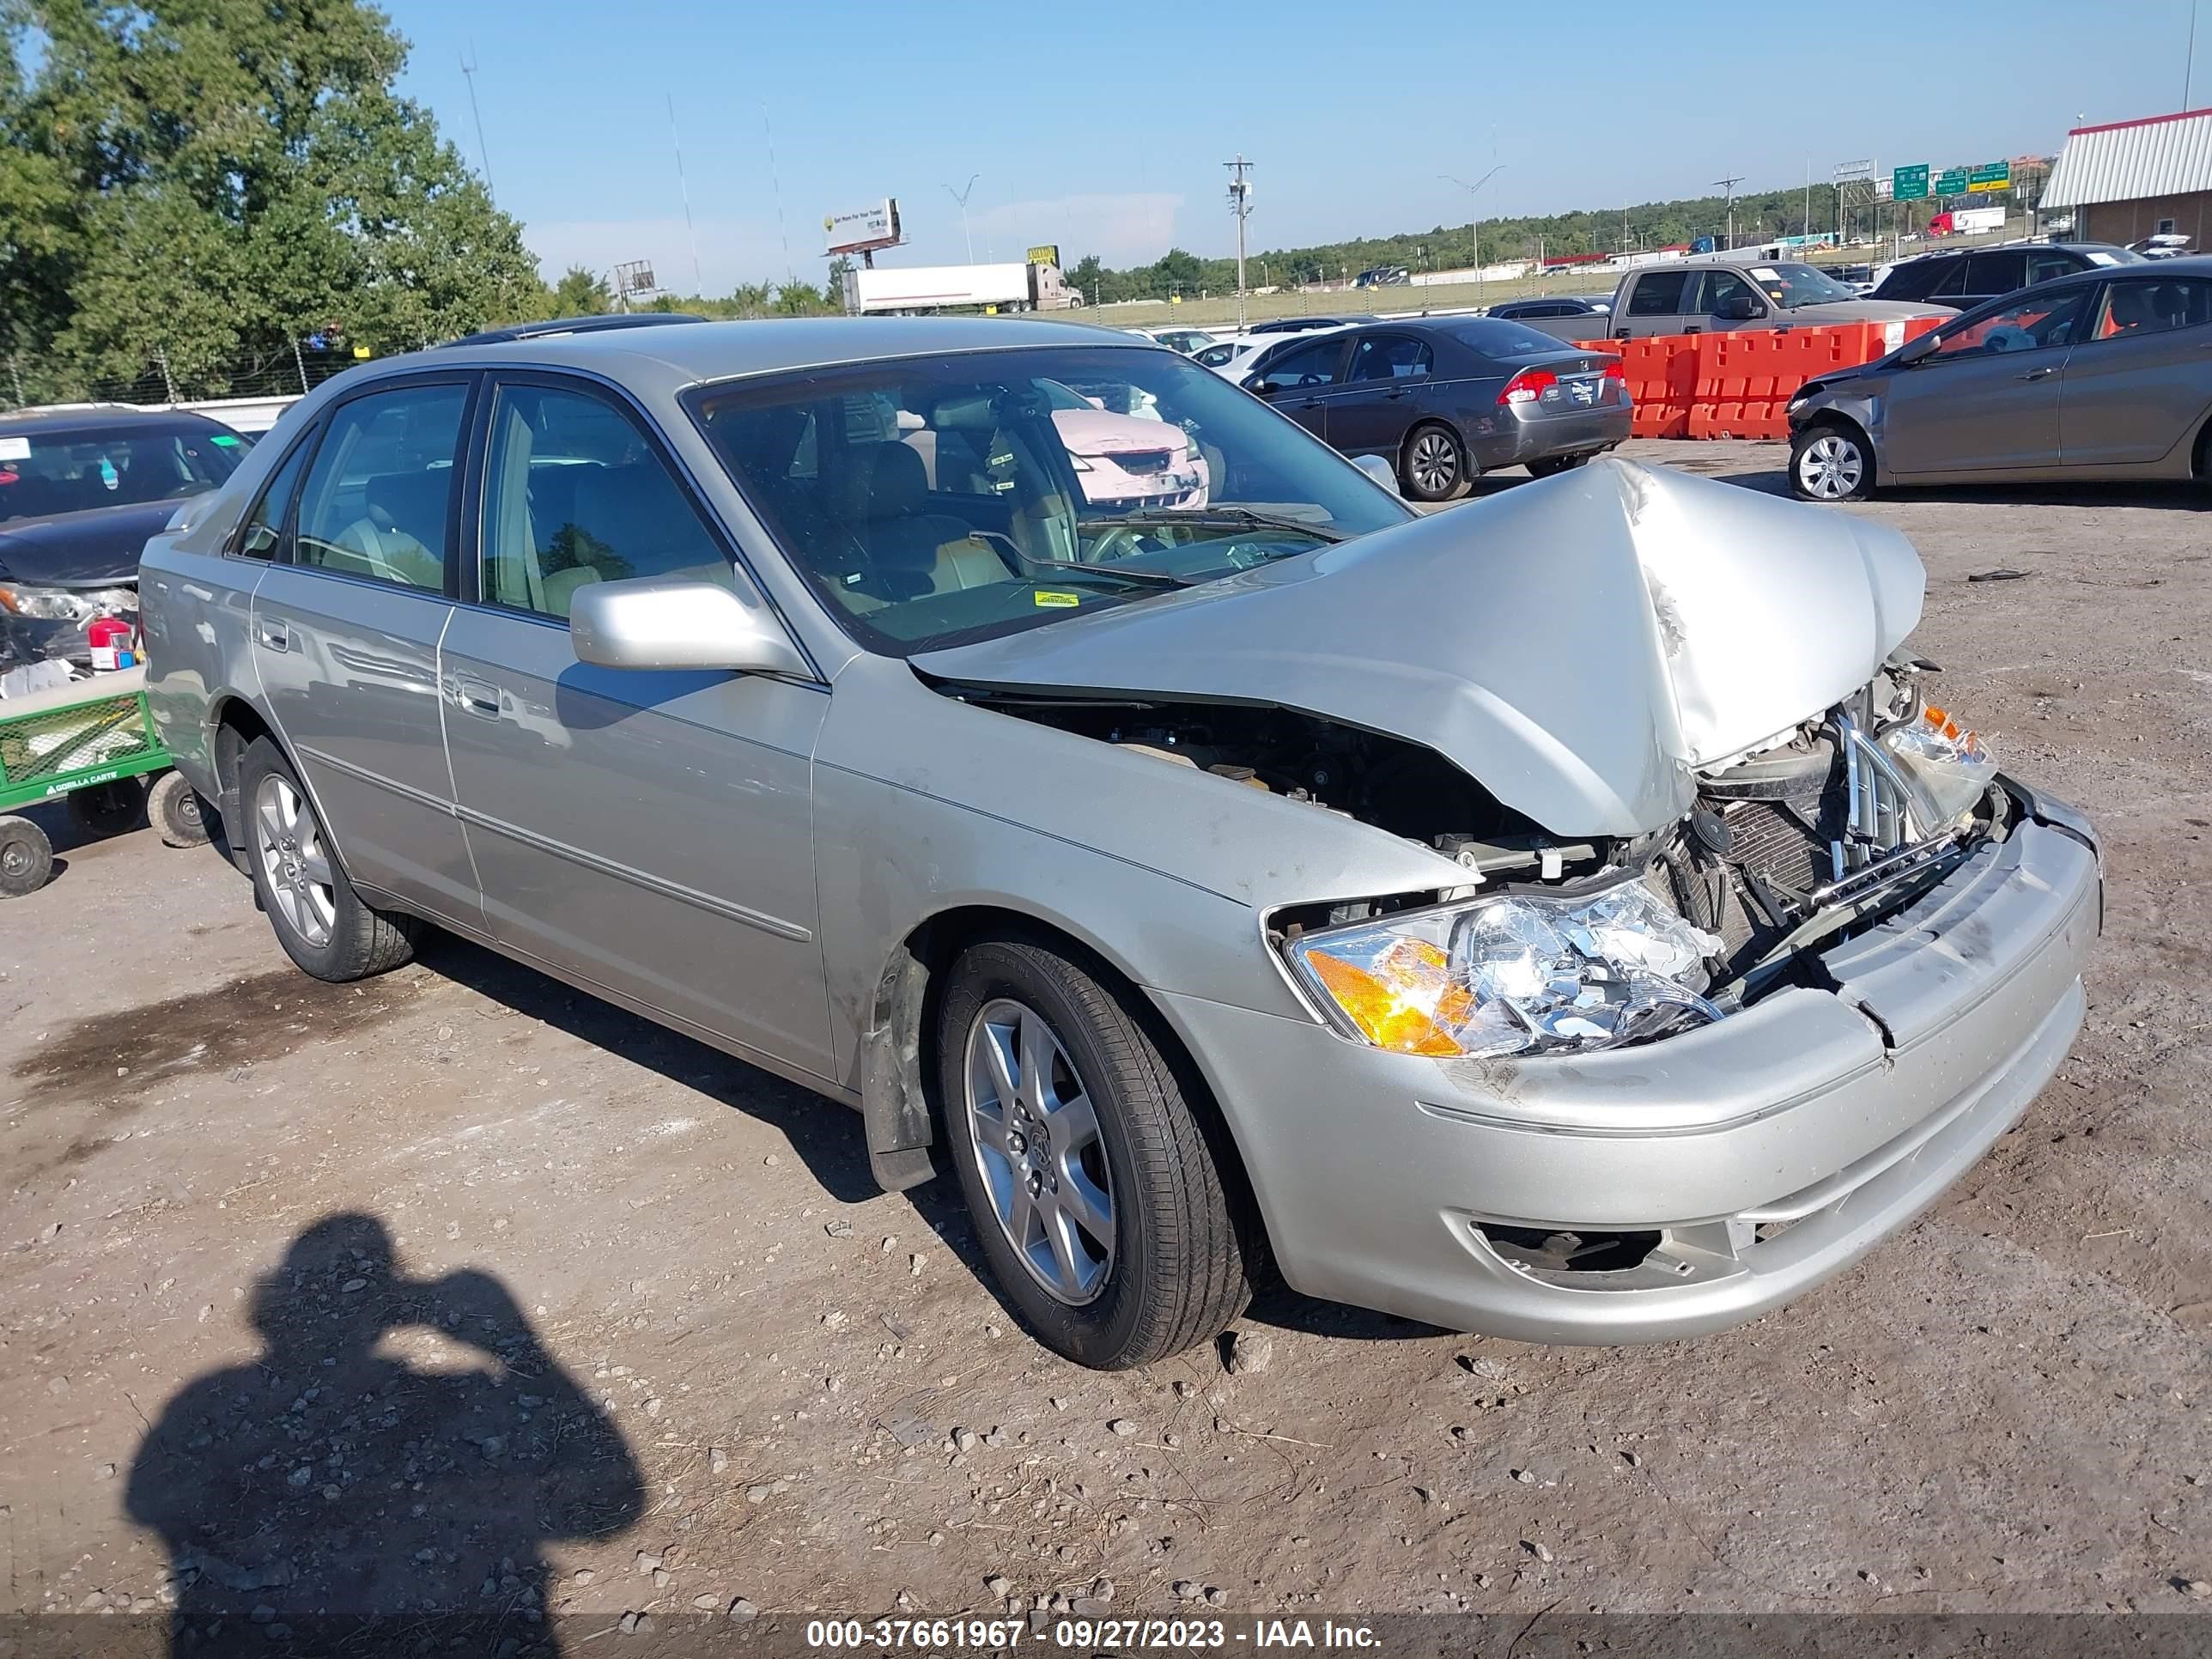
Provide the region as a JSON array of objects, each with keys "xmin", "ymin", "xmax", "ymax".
[{"xmin": 141, "ymin": 319, "xmax": 2100, "ymax": 1369}]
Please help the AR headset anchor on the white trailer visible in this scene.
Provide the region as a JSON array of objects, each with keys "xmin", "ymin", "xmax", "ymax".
[{"xmin": 847, "ymin": 262, "xmax": 1081, "ymax": 313}]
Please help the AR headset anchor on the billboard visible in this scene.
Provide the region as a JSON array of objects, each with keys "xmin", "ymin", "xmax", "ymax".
[
  {"xmin": 1024, "ymin": 245, "xmax": 1061, "ymax": 267},
  {"xmin": 824, "ymin": 199, "xmax": 902, "ymax": 256}
]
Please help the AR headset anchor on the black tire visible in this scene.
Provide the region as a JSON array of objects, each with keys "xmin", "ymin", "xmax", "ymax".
[
  {"xmin": 937, "ymin": 936, "xmax": 1255, "ymax": 1370},
  {"xmin": 237, "ymin": 736, "xmax": 416, "ymax": 981},
  {"xmin": 1790, "ymin": 421, "xmax": 1875, "ymax": 502},
  {"xmin": 0, "ymin": 813, "xmax": 53, "ymax": 897},
  {"xmin": 1527, "ymin": 453, "xmax": 1592, "ymax": 479},
  {"xmin": 1399, "ymin": 422, "xmax": 1468, "ymax": 502},
  {"xmin": 149, "ymin": 769, "xmax": 213, "ymax": 848},
  {"xmin": 66, "ymin": 777, "xmax": 145, "ymax": 837}
]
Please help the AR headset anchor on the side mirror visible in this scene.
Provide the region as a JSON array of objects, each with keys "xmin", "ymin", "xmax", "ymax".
[
  {"xmin": 1896, "ymin": 331, "xmax": 1940, "ymax": 365},
  {"xmin": 1717, "ymin": 295, "xmax": 1763, "ymax": 321},
  {"xmin": 569, "ymin": 576, "xmax": 810, "ymax": 677},
  {"xmin": 1352, "ymin": 454, "xmax": 1401, "ymax": 496}
]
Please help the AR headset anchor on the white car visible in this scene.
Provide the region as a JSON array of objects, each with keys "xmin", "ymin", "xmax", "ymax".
[
  {"xmin": 1125, "ymin": 326, "xmax": 1219, "ymax": 356},
  {"xmin": 1196, "ymin": 326, "xmax": 1353, "ymax": 382}
]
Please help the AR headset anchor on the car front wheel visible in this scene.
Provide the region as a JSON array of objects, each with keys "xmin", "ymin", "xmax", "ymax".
[
  {"xmin": 238, "ymin": 736, "xmax": 416, "ymax": 981},
  {"xmin": 938, "ymin": 936, "xmax": 1255, "ymax": 1370},
  {"xmin": 1790, "ymin": 423, "xmax": 1874, "ymax": 501}
]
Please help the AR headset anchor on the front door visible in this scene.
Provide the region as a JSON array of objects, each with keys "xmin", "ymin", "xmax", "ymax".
[
  {"xmin": 1249, "ymin": 335, "xmax": 1354, "ymax": 441},
  {"xmin": 2058, "ymin": 275, "xmax": 2212, "ymax": 467},
  {"xmin": 439, "ymin": 374, "xmax": 834, "ymax": 1079},
  {"xmin": 1685, "ymin": 268, "xmax": 1776, "ymax": 334},
  {"xmin": 1329, "ymin": 332, "xmax": 1436, "ymax": 458},
  {"xmin": 1881, "ymin": 285, "xmax": 2093, "ymax": 476},
  {"xmin": 250, "ymin": 375, "xmax": 480, "ymax": 923}
]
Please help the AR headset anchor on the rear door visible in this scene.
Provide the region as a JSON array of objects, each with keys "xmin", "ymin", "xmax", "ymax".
[
  {"xmin": 249, "ymin": 374, "xmax": 480, "ymax": 923},
  {"xmin": 1880, "ymin": 285, "xmax": 2093, "ymax": 476},
  {"xmin": 1959, "ymin": 250, "xmax": 2029, "ymax": 310},
  {"xmin": 2057, "ymin": 275, "xmax": 2212, "ymax": 467},
  {"xmin": 1246, "ymin": 335, "xmax": 1354, "ymax": 441},
  {"xmin": 1328, "ymin": 332, "xmax": 1437, "ymax": 458},
  {"xmin": 439, "ymin": 371, "xmax": 835, "ymax": 1078},
  {"xmin": 1614, "ymin": 270, "xmax": 1692, "ymax": 338}
]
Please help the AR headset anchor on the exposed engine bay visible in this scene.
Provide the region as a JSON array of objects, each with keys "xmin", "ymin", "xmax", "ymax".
[{"xmin": 945, "ymin": 650, "xmax": 2003, "ymax": 1030}]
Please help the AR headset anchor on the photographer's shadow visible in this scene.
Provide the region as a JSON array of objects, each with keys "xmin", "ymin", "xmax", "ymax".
[{"xmin": 127, "ymin": 1213, "xmax": 642, "ymax": 1655}]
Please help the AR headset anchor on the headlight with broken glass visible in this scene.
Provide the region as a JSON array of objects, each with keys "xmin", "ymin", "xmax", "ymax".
[
  {"xmin": 0, "ymin": 582, "xmax": 136, "ymax": 623},
  {"xmin": 1288, "ymin": 882, "xmax": 1725, "ymax": 1060}
]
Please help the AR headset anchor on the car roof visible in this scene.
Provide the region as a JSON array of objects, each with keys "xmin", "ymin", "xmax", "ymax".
[
  {"xmin": 438, "ymin": 312, "xmax": 710, "ymax": 348},
  {"xmin": 375, "ymin": 316, "xmax": 1164, "ymax": 395},
  {"xmin": 0, "ymin": 403, "xmax": 232, "ymax": 439}
]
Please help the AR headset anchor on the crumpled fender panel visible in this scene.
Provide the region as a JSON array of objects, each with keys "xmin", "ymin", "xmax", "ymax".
[{"xmin": 915, "ymin": 459, "xmax": 1924, "ymax": 837}]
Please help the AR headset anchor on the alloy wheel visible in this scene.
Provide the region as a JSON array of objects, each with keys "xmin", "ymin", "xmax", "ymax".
[
  {"xmin": 963, "ymin": 998, "xmax": 1116, "ymax": 1305},
  {"xmin": 1409, "ymin": 429, "xmax": 1460, "ymax": 495},
  {"xmin": 1798, "ymin": 434, "xmax": 1865, "ymax": 500},
  {"xmin": 254, "ymin": 775, "xmax": 337, "ymax": 950}
]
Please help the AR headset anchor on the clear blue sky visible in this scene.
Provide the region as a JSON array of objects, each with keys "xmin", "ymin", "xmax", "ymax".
[{"xmin": 386, "ymin": 0, "xmax": 2207, "ymax": 292}]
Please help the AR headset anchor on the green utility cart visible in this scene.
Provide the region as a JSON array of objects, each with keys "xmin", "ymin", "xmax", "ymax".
[{"xmin": 0, "ymin": 666, "xmax": 210, "ymax": 896}]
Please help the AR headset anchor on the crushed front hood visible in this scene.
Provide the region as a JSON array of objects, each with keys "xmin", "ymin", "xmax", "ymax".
[
  {"xmin": 916, "ymin": 459, "xmax": 1923, "ymax": 837},
  {"xmin": 0, "ymin": 498, "xmax": 181, "ymax": 587}
]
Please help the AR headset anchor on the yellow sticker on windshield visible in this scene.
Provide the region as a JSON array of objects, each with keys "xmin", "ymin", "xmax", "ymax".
[{"xmin": 1034, "ymin": 591, "xmax": 1081, "ymax": 608}]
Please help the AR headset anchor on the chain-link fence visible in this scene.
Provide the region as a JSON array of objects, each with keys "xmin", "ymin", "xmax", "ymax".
[{"xmin": 2, "ymin": 339, "xmax": 362, "ymax": 413}]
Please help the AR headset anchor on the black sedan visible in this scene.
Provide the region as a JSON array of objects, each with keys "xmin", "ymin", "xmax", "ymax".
[
  {"xmin": 0, "ymin": 404, "xmax": 247, "ymax": 668},
  {"xmin": 1237, "ymin": 318, "xmax": 1632, "ymax": 500}
]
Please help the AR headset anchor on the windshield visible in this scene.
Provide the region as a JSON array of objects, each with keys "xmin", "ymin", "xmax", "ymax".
[
  {"xmin": 687, "ymin": 345, "xmax": 1410, "ymax": 656},
  {"xmin": 0, "ymin": 422, "xmax": 244, "ymax": 523},
  {"xmin": 1743, "ymin": 262, "xmax": 1858, "ymax": 308},
  {"xmin": 2084, "ymin": 246, "xmax": 2148, "ymax": 266}
]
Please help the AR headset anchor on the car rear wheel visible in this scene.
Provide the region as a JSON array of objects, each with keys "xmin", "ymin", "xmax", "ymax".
[
  {"xmin": 238, "ymin": 736, "xmax": 416, "ymax": 981},
  {"xmin": 938, "ymin": 935, "xmax": 1255, "ymax": 1370},
  {"xmin": 1527, "ymin": 453, "xmax": 1592, "ymax": 479},
  {"xmin": 1400, "ymin": 422, "xmax": 1468, "ymax": 502},
  {"xmin": 1790, "ymin": 423, "xmax": 1874, "ymax": 502}
]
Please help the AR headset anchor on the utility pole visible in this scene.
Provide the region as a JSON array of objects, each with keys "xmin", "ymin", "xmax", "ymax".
[
  {"xmin": 2187, "ymin": 0, "xmax": 2200, "ymax": 108},
  {"xmin": 1224, "ymin": 155, "xmax": 1254, "ymax": 329},
  {"xmin": 459, "ymin": 44, "xmax": 494, "ymax": 196},
  {"xmin": 1713, "ymin": 174, "xmax": 1744, "ymax": 250},
  {"xmin": 945, "ymin": 175, "xmax": 980, "ymax": 264}
]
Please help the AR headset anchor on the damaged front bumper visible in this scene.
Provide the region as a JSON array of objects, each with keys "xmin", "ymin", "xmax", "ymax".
[{"xmin": 1154, "ymin": 782, "xmax": 2100, "ymax": 1344}]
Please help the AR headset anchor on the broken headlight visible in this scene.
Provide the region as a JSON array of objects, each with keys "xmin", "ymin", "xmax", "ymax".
[
  {"xmin": 0, "ymin": 582, "xmax": 136, "ymax": 623},
  {"xmin": 1880, "ymin": 703, "xmax": 1996, "ymax": 826},
  {"xmin": 1288, "ymin": 882, "xmax": 1725, "ymax": 1060}
]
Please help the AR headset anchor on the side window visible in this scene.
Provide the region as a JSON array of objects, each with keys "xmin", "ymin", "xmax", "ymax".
[
  {"xmin": 1962, "ymin": 252, "xmax": 2027, "ymax": 297},
  {"xmin": 2027, "ymin": 250, "xmax": 2081, "ymax": 285},
  {"xmin": 233, "ymin": 429, "xmax": 316, "ymax": 560},
  {"xmin": 1930, "ymin": 288, "xmax": 2091, "ymax": 361},
  {"xmin": 1346, "ymin": 335, "xmax": 1432, "ymax": 382},
  {"xmin": 1927, "ymin": 261, "xmax": 1968, "ymax": 299},
  {"xmin": 1696, "ymin": 270, "xmax": 1762, "ymax": 314},
  {"xmin": 1626, "ymin": 273, "xmax": 1688, "ymax": 316},
  {"xmin": 1880, "ymin": 260, "xmax": 1941, "ymax": 301},
  {"xmin": 1257, "ymin": 337, "xmax": 1345, "ymax": 386},
  {"xmin": 294, "ymin": 383, "xmax": 467, "ymax": 591},
  {"xmin": 2091, "ymin": 277, "xmax": 2212, "ymax": 340},
  {"xmin": 479, "ymin": 382, "xmax": 732, "ymax": 620}
]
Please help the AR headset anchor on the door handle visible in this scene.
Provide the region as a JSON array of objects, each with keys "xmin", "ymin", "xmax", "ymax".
[
  {"xmin": 255, "ymin": 623, "xmax": 289, "ymax": 652},
  {"xmin": 2017, "ymin": 366, "xmax": 2055, "ymax": 381},
  {"xmin": 453, "ymin": 678, "xmax": 501, "ymax": 718},
  {"xmin": 1683, "ymin": 325, "xmax": 1703, "ymax": 335}
]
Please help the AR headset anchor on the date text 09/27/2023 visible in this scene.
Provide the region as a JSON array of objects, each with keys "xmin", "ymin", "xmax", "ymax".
[{"xmin": 804, "ymin": 1617, "xmax": 1382, "ymax": 1650}]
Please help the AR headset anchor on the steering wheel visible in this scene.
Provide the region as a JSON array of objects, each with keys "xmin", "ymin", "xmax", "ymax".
[{"xmin": 1081, "ymin": 524, "xmax": 1154, "ymax": 566}]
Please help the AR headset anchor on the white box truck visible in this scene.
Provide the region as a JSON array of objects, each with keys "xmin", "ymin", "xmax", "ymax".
[{"xmin": 846, "ymin": 262, "xmax": 1082, "ymax": 313}]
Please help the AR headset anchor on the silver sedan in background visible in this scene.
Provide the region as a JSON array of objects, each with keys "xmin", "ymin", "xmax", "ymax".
[{"xmin": 142, "ymin": 319, "xmax": 2100, "ymax": 1370}]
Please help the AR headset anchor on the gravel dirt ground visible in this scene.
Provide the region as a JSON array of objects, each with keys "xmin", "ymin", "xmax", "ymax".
[{"xmin": 3, "ymin": 440, "xmax": 2209, "ymax": 1645}]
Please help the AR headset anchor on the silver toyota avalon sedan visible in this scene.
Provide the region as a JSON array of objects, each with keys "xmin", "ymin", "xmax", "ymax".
[{"xmin": 139, "ymin": 318, "xmax": 2102, "ymax": 1370}]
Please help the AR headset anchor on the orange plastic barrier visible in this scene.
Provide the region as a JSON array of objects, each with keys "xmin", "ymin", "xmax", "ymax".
[{"xmin": 1578, "ymin": 318, "xmax": 1947, "ymax": 441}]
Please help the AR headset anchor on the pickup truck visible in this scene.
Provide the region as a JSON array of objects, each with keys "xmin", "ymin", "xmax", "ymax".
[{"xmin": 1515, "ymin": 254, "xmax": 1952, "ymax": 342}]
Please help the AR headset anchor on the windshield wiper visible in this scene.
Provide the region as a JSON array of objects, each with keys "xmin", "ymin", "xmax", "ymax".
[
  {"xmin": 1081, "ymin": 506, "xmax": 1348, "ymax": 544},
  {"xmin": 969, "ymin": 530, "xmax": 1200, "ymax": 588}
]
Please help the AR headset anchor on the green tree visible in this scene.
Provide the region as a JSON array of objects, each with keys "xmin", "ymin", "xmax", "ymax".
[
  {"xmin": 550, "ymin": 265, "xmax": 611, "ymax": 315},
  {"xmin": 7, "ymin": 0, "xmax": 544, "ymax": 391},
  {"xmin": 1068, "ymin": 253, "xmax": 1105, "ymax": 306}
]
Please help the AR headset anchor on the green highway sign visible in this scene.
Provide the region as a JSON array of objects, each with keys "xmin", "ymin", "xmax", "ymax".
[
  {"xmin": 1967, "ymin": 160, "xmax": 2012, "ymax": 194},
  {"xmin": 1932, "ymin": 167, "xmax": 1969, "ymax": 196},
  {"xmin": 1892, "ymin": 164, "xmax": 1929, "ymax": 201}
]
